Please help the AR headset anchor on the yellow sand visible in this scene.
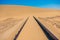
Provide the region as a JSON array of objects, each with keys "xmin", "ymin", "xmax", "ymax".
[
  {"xmin": 0, "ymin": 5, "xmax": 60, "ymax": 40},
  {"xmin": 17, "ymin": 16, "xmax": 48, "ymax": 40},
  {"xmin": 0, "ymin": 18, "xmax": 27, "ymax": 40},
  {"xmin": 37, "ymin": 17, "xmax": 60, "ymax": 39}
]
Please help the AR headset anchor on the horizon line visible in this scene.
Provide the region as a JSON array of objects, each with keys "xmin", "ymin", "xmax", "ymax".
[{"xmin": 0, "ymin": 4, "xmax": 60, "ymax": 10}]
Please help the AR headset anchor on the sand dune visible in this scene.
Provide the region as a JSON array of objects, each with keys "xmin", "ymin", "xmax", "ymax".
[
  {"xmin": 0, "ymin": 5, "xmax": 60, "ymax": 18},
  {"xmin": 0, "ymin": 5, "xmax": 60, "ymax": 40}
]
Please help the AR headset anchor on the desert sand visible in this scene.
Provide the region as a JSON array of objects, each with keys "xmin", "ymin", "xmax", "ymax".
[
  {"xmin": 0, "ymin": 5, "xmax": 60, "ymax": 18},
  {"xmin": 36, "ymin": 17, "xmax": 60, "ymax": 39},
  {"xmin": 0, "ymin": 17, "xmax": 27, "ymax": 40},
  {"xmin": 0, "ymin": 5, "xmax": 60, "ymax": 40},
  {"xmin": 17, "ymin": 16, "xmax": 48, "ymax": 40}
]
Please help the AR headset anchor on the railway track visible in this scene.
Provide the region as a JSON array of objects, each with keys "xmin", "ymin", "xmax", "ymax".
[
  {"xmin": 0, "ymin": 16, "xmax": 59, "ymax": 40},
  {"xmin": 17, "ymin": 17, "xmax": 48, "ymax": 40}
]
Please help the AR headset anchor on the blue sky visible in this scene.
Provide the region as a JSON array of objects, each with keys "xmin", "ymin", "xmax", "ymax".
[{"xmin": 0, "ymin": 0, "xmax": 60, "ymax": 9}]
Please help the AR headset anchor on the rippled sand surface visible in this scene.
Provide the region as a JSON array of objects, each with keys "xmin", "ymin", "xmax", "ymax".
[{"xmin": 38, "ymin": 16, "xmax": 60, "ymax": 39}]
